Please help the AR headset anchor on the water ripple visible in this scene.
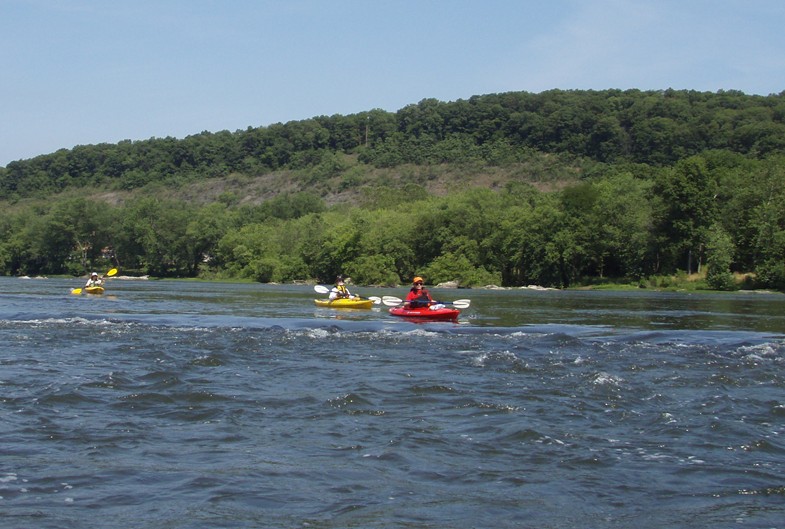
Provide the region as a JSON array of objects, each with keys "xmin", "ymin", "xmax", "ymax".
[{"xmin": 2, "ymin": 279, "xmax": 785, "ymax": 528}]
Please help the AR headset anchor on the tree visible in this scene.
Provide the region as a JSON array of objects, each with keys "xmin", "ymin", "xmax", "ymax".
[
  {"xmin": 186, "ymin": 203, "xmax": 238, "ymax": 272},
  {"xmin": 705, "ymin": 224, "xmax": 737, "ymax": 290},
  {"xmin": 493, "ymin": 196, "xmax": 568, "ymax": 287},
  {"xmin": 344, "ymin": 254, "xmax": 400, "ymax": 286},
  {"xmin": 590, "ymin": 173, "xmax": 655, "ymax": 279},
  {"xmin": 653, "ymin": 156, "xmax": 718, "ymax": 273},
  {"xmin": 115, "ymin": 198, "xmax": 197, "ymax": 276},
  {"xmin": 422, "ymin": 252, "xmax": 501, "ymax": 287}
]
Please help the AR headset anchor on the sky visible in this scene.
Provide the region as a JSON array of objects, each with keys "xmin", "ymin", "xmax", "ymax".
[{"xmin": 2, "ymin": 0, "xmax": 784, "ymax": 167}]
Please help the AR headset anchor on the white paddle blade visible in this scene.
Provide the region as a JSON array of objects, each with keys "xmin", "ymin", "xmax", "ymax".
[
  {"xmin": 368, "ymin": 296, "xmax": 382, "ymax": 304},
  {"xmin": 452, "ymin": 299, "xmax": 471, "ymax": 308},
  {"xmin": 314, "ymin": 285, "xmax": 330, "ymax": 294},
  {"xmin": 382, "ymin": 296, "xmax": 403, "ymax": 306}
]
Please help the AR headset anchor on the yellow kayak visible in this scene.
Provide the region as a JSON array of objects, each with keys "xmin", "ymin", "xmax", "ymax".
[
  {"xmin": 314, "ymin": 298, "xmax": 373, "ymax": 309},
  {"xmin": 85, "ymin": 286, "xmax": 105, "ymax": 295}
]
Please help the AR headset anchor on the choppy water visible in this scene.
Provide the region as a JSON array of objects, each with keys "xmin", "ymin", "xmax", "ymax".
[{"xmin": 1, "ymin": 277, "xmax": 784, "ymax": 529}]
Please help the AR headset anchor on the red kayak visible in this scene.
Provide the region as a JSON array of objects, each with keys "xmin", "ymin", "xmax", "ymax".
[{"xmin": 389, "ymin": 305, "xmax": 460, "ymax": 321}]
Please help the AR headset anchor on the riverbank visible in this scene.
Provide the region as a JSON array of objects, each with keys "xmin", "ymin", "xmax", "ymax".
[{"xmin": 12, "ymin": 270, "xmax": 782, "ymax": 295}]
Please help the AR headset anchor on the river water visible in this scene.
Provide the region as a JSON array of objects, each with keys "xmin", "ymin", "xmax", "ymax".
[{"xmin": 1, "ymin": 278, "xmax": 784, "ymax": 528}]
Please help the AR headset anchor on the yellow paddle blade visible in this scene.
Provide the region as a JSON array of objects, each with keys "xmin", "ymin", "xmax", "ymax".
[
  {"xmin": 71, "ymin": 288, "xmax": 82, "ymax": 295},
  {"xmin": 105, "ymin": 268, "xmax": 118, "ymax": 277}
]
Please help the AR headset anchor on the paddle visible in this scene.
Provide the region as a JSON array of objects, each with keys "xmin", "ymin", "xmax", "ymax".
[
  {"xmin": 381, "ymin": 295, "xmax": 471, "ymax": 309},
  {"xmin": 71, "ymin": 268, "xmax": 118, "ymax": 295},
  {"xmin": 313, "ymin": 284, "xmax": 381, "ymax": 304}
]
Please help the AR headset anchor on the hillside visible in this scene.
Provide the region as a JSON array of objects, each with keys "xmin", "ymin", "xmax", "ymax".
[
  {"xmin": 1, "ymin": 89, "xmax": 784, "ymax": 290},
  {"xmin": 2, "ymin": 89, "xmax": 784, "ymax": 204},
  {"xmin": 73, "ymin": 152, "xmax": 583, "ymax": 210}
]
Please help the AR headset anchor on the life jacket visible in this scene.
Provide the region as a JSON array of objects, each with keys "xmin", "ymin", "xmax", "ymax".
[{"xmin": 407, "ymin": 288, "xmax": 432, "ymax": 308}]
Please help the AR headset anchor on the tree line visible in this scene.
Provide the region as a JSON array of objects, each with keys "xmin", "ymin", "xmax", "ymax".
[
  {"xmin": 2, "ymin": 151, "xmax": 785, "ymax": 290},
  {"xmin": 3, "ymin": 89, "xmax": 785, "ymax": 199},
  {"xmin": 1, "ymin": 89, "xmax": 785, "ymax": 290}
]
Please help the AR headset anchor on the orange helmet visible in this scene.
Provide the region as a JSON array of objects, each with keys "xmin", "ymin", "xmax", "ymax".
[{"xmin": 413, "ymin": 276, "xmax": 424, "ymax": 284}]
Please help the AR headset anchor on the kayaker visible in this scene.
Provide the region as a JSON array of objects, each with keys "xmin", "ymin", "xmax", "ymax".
[
  {"xmin": 405, "ymin": 276, "xmax": 433, "ymax": 308},
  {"xmin": 85, "ymin": 272, "xmax": 103, "ymax": 288},
  {"xmin": 329, "ymin": 275, "xmax": 354, "ymax": 300}
]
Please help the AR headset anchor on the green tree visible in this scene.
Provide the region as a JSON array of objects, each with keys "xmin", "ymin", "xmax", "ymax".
[
  {"xmin": 186, "ymin": 203, "xmax": 238, "ymax": 273},
  {"xmin": 705, "ymin": 224, "xmax": 737, "ymax": 290},
  {"xmin": 751, "ymin": 198, "xmax": 785, "ymax": 290},
  {"xmin": 590, "ymin": 173, "xmax": 655, "ymax": 279},
  {"xmin": 493, "ymin": 195, "xmax": 567, "ymax": 287},
  {"xmin": 344, "ymin": 254, "xmax": 400, "ymax": 286},
  {"xmin": 115, "ymin": 198, "xmax": 197, "ymax": 276},
  {"xmin": 355, "ymin": 208, "xmax": 417, "ymax": 283},
  {"xmin": 422, "ymin": 252, "xmax": 501, "ymax": 287},
  {"xmin": 653, "ymin": 156, "xmax": 718, "ymax": 273}
]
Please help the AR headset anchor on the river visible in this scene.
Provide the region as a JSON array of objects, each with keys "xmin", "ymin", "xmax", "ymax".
[{"xmin": 1, "ymin": 277, "xmax": 783, "ymax": 528}]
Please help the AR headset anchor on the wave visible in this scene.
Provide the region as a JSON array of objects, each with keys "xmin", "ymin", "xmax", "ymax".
[{"xmin": 3, "ymin": 312, "xmax": 785, "ymax": 358}]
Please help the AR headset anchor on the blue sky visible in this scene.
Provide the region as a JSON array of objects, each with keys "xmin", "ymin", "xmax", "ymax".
[{"xmin": 2, "ymin": 0, "xmax": 784, "ymax": 166}]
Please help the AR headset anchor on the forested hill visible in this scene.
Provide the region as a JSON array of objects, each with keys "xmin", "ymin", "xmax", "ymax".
[
  {"xmin": 2, "ymin": 88, "xmax": 785, "ymax": 291},
  {"xmin": 2, "ymin": 88, "xmax": 784, "ymax": 199}
]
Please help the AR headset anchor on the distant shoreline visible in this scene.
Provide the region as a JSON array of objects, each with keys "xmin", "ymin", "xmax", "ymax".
[{"xmin": 11, "ymin": 275, "xmax": 782, "ymax": 295}]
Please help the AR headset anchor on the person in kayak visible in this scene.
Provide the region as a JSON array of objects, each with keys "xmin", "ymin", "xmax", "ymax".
[
  {"xmin": 329, "ymin": 275, "xmax": 355, "ymax": 300},
  {"xmin": 85, "ymin": 272, "xmax": 103, "ymax": 288},
  {"xmin": 405, "ymin": 276, "xmax": 433, "ymax": 308}
]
